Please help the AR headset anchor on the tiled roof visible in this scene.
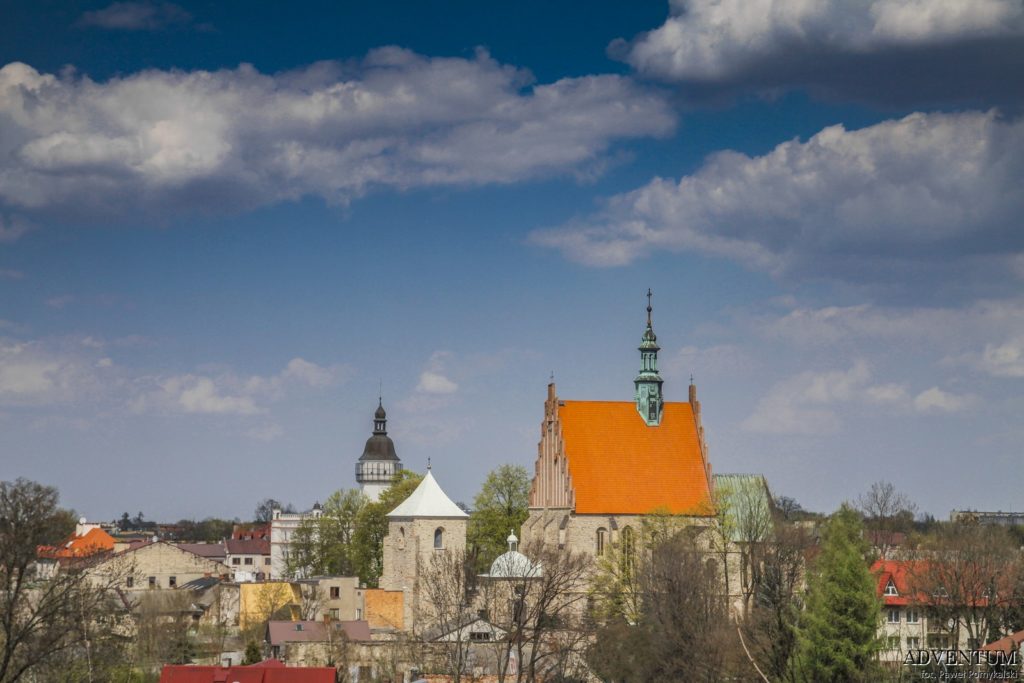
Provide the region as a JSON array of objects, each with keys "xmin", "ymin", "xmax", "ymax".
[
  {"xmin": 159, "ymin": 659, "xmax": 334, "ymax": 682},
  {"xmin": 38, "ymin": 527, "xmax": 116, "ymax": 560},
  {"xmin": 558, "ymin": 400, "xmax": 713, "ymax": 515},
  {"xmin": 872, "ymin": 559, "xmax": 930, "ymax": 606},
  {"xmin": 983, "ymin": 629, "xmax": 1024, "ymax": 653},
  {"xmin": 176, "ymin": 543, "xmax": 226, "ymax": 559},
  {"xmin": 226, "ymin": 538, "xmax": 270, "ymax": 555},
  {"xmin": 265, "ymin": 620, "xmax": 372, "ymax": 645}
]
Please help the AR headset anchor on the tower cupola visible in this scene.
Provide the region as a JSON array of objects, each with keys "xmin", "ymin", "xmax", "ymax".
[
  {"xmin": 356, "ymin": 399, "xmax": 403, "ymax": 502},
  {"xmin": 634, "ymin": 289, "xmax": 664, "ymax": 426}
]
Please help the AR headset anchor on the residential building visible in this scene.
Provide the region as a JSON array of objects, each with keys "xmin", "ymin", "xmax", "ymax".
[
  {"xmin": 226, "ymin": 537, "xmax": 272, "ymax": 581},
  {"xmin": 265, "ymin": 619, "xmax": 372, "ymax": 662},
  {"xmin": 175, "ymin": 542, "xmax": 226, "ymax": 564},
  {"xmin": 874, "ymin": 559, "xmax": 986, "ymax": 664},
  {"xmin": 90, "ymin": 540, "xmax": 232, "ymax": 592},
  {"xmin": 270, "ymin": 503, "xmax": 322, "ymax": 579},
  {"xmin": 36, "ymin": 524, "xmax": 116, "ymax": 579}
]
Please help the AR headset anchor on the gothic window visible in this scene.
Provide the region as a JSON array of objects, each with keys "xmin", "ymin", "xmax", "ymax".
[
  {"xmin": 648, "ymin": 399, "xmax": 657, "ymax": 420},
  {"xmin": 434, "ymin": 527, "xmax": 444, "ymax": 549},
  {"xmin": 399, "ymin": 526, "xmax": 405, "ymax": 549},
  {"xmin": 596, "ymin": 528, "xmax": 607, "ymax": 557},
  {"xmin": 620, "ymin": 527, "xmax": 635, "ymax": 576}
]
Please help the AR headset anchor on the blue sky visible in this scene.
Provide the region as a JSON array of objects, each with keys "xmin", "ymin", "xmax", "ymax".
[{"xmin": 2, "ymin": 1, "xmax": 1023, "ymax": 522}]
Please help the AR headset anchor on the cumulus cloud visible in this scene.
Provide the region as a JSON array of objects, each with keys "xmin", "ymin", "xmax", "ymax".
[
  {"xmin": 912, "ymin": 386, "xmax": 977, "ymax": 413},
  {"xmin": 742, "ymin": 360, "xmax": 966, "ymax": 434},
  {"xmin": 78, "ymin": 2, "xmax": 193, "ymax": 31},
  {"xmin": 129, "ymin": 357, "xmax": 346, "ymax": 415},
  {"xmin": 0, "ymin": 340, "xmax": 100, "ymax": 405},
  {"xmin": 532, "ymin": 111, "xmax": 1024, "ymax": 290},
  {"xmin": 0, "ymin": 52, "xmax": 673, "ymax": 219},
  {"xmin": 971, "ymin": 336, "xmax": 1024, "ymax": 378},
  {"xmin": 616, "ymin": 0, "xmax": 1024, "ymax": 104},
  {"xmin": 415, "ymin": 351, "xmax": 458, "ymax": 395}
]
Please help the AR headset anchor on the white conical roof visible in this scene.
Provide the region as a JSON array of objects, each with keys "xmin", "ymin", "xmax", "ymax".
[{"xmin": 387, "ymin": 470, "xmax": 468, "ymax": 519}]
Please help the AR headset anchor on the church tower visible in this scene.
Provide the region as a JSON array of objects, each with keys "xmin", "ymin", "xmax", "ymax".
[
  {"xmin": 355, "ymin": 400, "xmax": 403, "ymax": 502},
  {"xmin": 634, "ymin": 289, "xmax": 664, "ymax": 426}
]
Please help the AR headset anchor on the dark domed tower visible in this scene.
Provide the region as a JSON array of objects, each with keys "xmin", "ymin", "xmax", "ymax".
[{"xmin": 355, "ymin": 400, "xmax": 403, "ymax": 501}]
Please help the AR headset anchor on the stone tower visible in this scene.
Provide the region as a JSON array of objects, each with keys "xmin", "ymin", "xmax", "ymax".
[
  {"xmin": 355, "ymin": 399, "xmax": 403, "ymax": 502},
  {"xmin": 379, "ymin": 469, "xmax": 468, "ymax": 631},
  {"xmin": 634, "ymin": 288, "xmax": 664, "ymax": 426}
]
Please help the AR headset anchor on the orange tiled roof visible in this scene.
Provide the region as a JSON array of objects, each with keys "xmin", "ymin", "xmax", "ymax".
[
  {"xmin": 38, "ymin": 527, "xmax": 115, "ymax": 560},
  {"xmin": 558, "ymin": 400, "xmax": 712, "ymax": 515}
]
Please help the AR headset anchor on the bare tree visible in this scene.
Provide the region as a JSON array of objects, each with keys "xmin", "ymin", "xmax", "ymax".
[
  {"xmin": 588, "ymin": 529, "xmax": 748, "ymax": 682},
  {"xmin": 0, "ymin": 478, "xmax": 130, "ymax": 683},
  {"xmin": 417, "ymin": 548, "xmax": 476, "ymax": 683},
  {"xmin": 858, "ymin": 481, "xmax": 917, "ymax": 556},
  {"xmin": 743, "ymin": 522, "xmax": 813, "ymax": 683},
  {"xmin": 909, "ymin": 523, "xmax": 1020, "ymax": 663},
  {"xmin": 479, "ymin": 541, "xmax": 591, "ymax": 683}
]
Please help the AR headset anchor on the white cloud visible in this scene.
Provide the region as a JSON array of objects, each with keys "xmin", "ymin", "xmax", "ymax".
[
  {"xmin": 743, "ymin": 361, "xmax": 873, "ymax": 434},
  {"xmin": 976, "ymin": 337, "xmax": 1024, "ymax": 378},
  {"xmin": 0, "ymin": 341, "xmax": 100, "ymax": 405},
  {"xmin": 78, "ymin": 2, "xmax": 193, "ymax": 31},
  {"xmin": 129, "ymin": 357, "xmax": 346, "ymax": 415},
  {"xmin": 416, "ymin": 371, "xmax": 458, "ymax": 395},
  {"xmin": 616, "ymin": 0, "xmax": 1024, "ymax": 103},
  {"xmin": 0, "ymin": 54, "xmax": 673, "ymax": 217},
  {"xmin": 415, "ymin": 352, "xmax": 459, "ymax": 395},
  {"xmin": 913, "ymin": 386, "xmax": 977, "ymax": 413},
  {"xmin": 532, "ymin": 111, "xmax": 1024, "ymax": 287}
]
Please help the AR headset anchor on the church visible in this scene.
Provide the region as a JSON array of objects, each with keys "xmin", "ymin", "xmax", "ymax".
[{"xmin": 520, "ymin": 291, "xmax": 718, "ymax": 556}]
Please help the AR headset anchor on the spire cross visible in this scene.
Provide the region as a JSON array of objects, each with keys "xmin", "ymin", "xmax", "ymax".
[
  {"xmin": 646, "ymin": 288, "xmax": 653, "ymax": 325},
  {"xmin": 427, "ymin": 456, "xmax": 431, "ymax": 471}
]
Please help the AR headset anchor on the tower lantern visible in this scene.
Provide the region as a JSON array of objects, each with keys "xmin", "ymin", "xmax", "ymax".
[{"xmin": 634, "ymin": 289, "xmax": 664, "ymax": 426}]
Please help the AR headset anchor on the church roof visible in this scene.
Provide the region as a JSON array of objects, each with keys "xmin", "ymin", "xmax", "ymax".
[
  {"xmin": 558, "ymin": 400, "xmax": 713, "ymax": 515},
  {"xmin": 387, "ymin": 470, "xmax": 468, "ymax": 519}
]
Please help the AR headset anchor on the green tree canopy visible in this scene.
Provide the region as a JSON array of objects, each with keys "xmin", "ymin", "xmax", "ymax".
[
  {"xmin": 351, "ymin": 471, "xmax": 423, "ymax": 587},
  {"xmin": 285, "ymin": 489, "xmax": 367, "ymax": 578},
  {"xmin": 797, "ymin": 504, "xmax": 882, "ymax": 683},
  {"xmin": 467, "ymin": 464, "xmax": 531, "ymax": 571}
]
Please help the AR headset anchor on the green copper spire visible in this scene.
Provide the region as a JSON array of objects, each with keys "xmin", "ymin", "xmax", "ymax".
[{"xmin": 635, "ymin": 289, "xmax": 664, "ymax": 426}]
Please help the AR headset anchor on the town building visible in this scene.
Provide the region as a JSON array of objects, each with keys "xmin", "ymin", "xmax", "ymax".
[
  {"xmin": 226, "ymin": 537, "xmax": 272, "ymax": 581},
  {"xmin": 873, "ymin": 559, "xmax": 984, "ymax": 665},
  {"xmin": 355, "ymin": 399, "xmax": 404, "ymax": 502},
  {"xmin": 91, "ymin": 539, "xmax": 232, "ymax": 591},
  {"xmin": 521, "ymin": 292, "xmax": 716, "ymax": 556},
  {"xmin": 380, "ymin": 468, "xmax": 469, "ymax": 632}
]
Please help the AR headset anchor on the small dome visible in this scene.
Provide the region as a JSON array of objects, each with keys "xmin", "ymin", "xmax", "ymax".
[
  {"xmin": 507, "ymin": 531, "xmax": 518, "ymax": 546},
  {"xmin": 375, "ymin": 403, "xmax": 386, "ymax": 420},
  {"xmin": 488, "ymin": 550, "xmax": 541, "ymax": 579}
]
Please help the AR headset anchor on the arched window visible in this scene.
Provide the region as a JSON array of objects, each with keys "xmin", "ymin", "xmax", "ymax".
[
  {"xmin": 434, "ymin": 527, "xmax": 444, "ymax": 550},
  {"xmin": 398, "ymin": 526, "xmax": 405, "ymax": 549},
  {"xmin": 620, "ymin": 526, "xmax": 635, "ymax": 576},
  {"xmin": 596, "ymin": 527, "xmax": 607, "ymax": 557}
]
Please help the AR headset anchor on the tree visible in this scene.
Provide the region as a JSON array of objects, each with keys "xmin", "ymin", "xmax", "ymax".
[
  {"xmin": 743, "ymin": 522, "xmax": 813, "ymax": 683},
  {"xmin": 588, "ymin": 528, "xmax": 746, "ymax": 682},
  {"xmin": 858, "ymin": 481, "xmax": 916, "ymax": 556},
  {"xmin": 285, "ymin": 489, "xmax": 366, "ymax": 578},
  {"xmin": 418, "ymin": 548, "xmax": 477, "ymax": 683},
  {"xmin": 796, "ymin": 505, "xmax": 882, "ymax": 683},
  {"xmin": 774, "ymin": 496, "xmax": 804, "ymax": 522},
  {"xmin": 481, "ymin": 541, "xmax": 592, "ymax": 683},
  {"xmin": 351, "ymin": 471, "xmax": 423, "ymax": 587},
  {"xmin": 242, "ymin": 640, "xmax": 262, "ymax": 665},
  {"xmin": 908, "ymin": 522, "xmax": 1021, "ymax": 657},
  {"xmin": 254, "ymin": 498, "xmax": 295, "ymax": 524},
  {"xmin": 0, "ymin": 478, "xmax": 128, "ymax": 683},
  {"xmin": 468, "ymin": 465, "xmax": 531, "ymax": 572}
]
